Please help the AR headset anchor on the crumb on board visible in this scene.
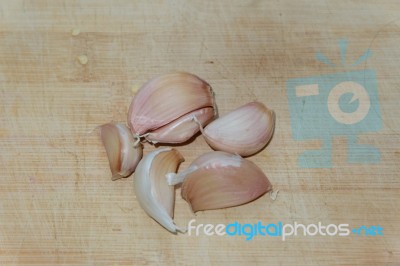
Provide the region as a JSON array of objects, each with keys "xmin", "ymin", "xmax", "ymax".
[
  {"xmin": 77, "ymin": 55, "xmax": 88, "ymax": 65},
  {"xmin": 131, "ymin": 83, "xmax": 141, "ymax": 94},
  {"xmin": 269, "ymin": 189, "xmax": 279, "ymax": 201},
  {"xmin": 71, "ymin": 28, "xmax": 80, "ymax": 36}
]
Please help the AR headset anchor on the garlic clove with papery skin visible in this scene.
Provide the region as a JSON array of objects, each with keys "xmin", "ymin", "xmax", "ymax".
[
  {"xmin": 134, "ymin": 148, "xmax": 185, "ymax": 233},
  {"xmin": 99, "ymin": 123, "xmax": 143, "ymax": 180},
  {"xmin": 166, "ymin": 151, "xmax": 272, "ymax": 212},
  {"xmin": 200, "ymin": 101, "xmax": 275, "ymax": 157},
  {"xmin": 145, "ymin": 107, "xmax": 215, "ymax": 144},
  {"xmin": 128, "ymin": 72, "xmax": 216, "ymax": 138}
]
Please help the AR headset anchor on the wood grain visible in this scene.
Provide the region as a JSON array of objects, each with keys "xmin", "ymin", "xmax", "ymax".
[{"xmin": 0, "ymin": 0, "xmax": 399, "ymax": 265}]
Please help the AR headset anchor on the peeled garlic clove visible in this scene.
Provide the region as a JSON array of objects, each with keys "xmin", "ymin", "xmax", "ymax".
[
  {"xmin": 202, "ymin": 101, "xmax": 275, "ymax": 157},
  {"xmin": 134, "ymin": 148, "xmax": 184, "ymax": 233},
  {"xmin": 99, "ymin": 123, "xmax": 143, "ymax": 180},
  {"xmin": 145, "ymin": 107, "xmax": 215, "ymax": 144},
  {"xmin": 167, "ymin": 151, "xmax": 272, "ymax": 212},
  {"xmin": 128, "ymin": 72, "xmax": 215, "ymax": 136}
]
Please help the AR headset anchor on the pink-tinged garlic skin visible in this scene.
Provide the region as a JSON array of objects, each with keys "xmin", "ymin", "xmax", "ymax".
[
  {"xmin": 99, "ymin": 123, "xmax": 143, "ymax": 180},
  {"xmin": 145, "ymin": 107, "xmax": 215, "ymax": 144},
  {"xmin": 203, "ymin": 101, "xmax": 275, "ymax": 157},
  {"xmin": 180, "ymin": 151, "xmax": 272, "ymax": 212},
  {"xmin": 128, "ymin": 72, "xmax": 215, "ymax": 136}
]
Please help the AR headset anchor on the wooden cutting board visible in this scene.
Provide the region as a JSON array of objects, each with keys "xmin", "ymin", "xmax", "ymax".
[{"xmin": 1, "ymin": 1, "xmax": 399, "ymax": 265}]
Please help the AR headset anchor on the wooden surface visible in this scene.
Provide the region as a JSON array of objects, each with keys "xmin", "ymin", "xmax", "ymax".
[{"xmin": 1, "ymin": 1, "xmax": 399, "ymax": 265}]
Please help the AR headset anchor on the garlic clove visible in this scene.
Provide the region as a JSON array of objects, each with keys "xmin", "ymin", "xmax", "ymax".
[
  {"xmin": 201, "ymin": 101, "xmax": 275, "ymax": 157},
  {"xmin": 167, "ymin": 151, "xmax": 272, "ymax": 212},
  {"xmin": 134, "ymin": 148, "xmax": 185, "ymax": 233},
  {"xmin": 99, "ymin": 123, "xmax": 143, "ymax": 180},
  {"xmin": 145, "ymin": 107, "xmax": 215, "ymax": 144},
  {"xmin": 128, "ymin": 72, "xmax": 216, "ymax": 136}
]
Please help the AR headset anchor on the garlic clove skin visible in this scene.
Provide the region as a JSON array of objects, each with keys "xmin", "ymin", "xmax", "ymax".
[
  {"xmin": 145, "ymin": 107, "xmax": 215, "ymax": 144},
  {"xmin": 202, "ymin": 101, "xmax": 275, "ymax": 157},
  {"xmin": 128, "ymin": 72, "xmax": 216, "ymax": 136},
  {"xmin": 99, "ymin": 123, "xmax": 143, "ymax": 180},
  {"xmin": 134, "ymin": 148, "xmax": 184, "ymax": 233},
  {"xmin": 167, "ymin": 151, "xmax": 272, "ymax": 212}
]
